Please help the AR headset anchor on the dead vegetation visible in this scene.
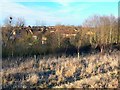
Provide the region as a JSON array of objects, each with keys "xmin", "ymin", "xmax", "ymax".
[{"xmin": 1, "ymin": 51, "xmax": 119, "ymax": 89}]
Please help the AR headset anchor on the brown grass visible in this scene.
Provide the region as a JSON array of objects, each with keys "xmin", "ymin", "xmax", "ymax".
[
  {"xmin": 1, "ymin": 51, "xmax": 119, "ymax": 88},
  {"xmin": 26, "ymin": 73, "xmax": 39, "ymax": 84}
]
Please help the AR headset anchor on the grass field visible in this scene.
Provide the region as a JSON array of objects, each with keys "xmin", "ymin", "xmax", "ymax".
[{"xmin": 1, "ymin": 51, "xmax": 119, "ymax": 89}]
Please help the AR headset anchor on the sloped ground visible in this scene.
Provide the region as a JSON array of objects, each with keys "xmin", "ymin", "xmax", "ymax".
[{"xmin": 1, "ymin": 51, "xmax": 119, "ymax": 89}]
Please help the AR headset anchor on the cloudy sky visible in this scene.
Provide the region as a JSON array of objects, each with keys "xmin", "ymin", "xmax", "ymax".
[{"xmin": 0, "ymin": 0, "xmax": 119, "ymax": 26}]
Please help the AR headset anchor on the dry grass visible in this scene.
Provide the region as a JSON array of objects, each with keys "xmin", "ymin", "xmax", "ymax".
[
  {"xmin": 1, "ymin": 51, "xmax": 119, "ymax": 89},
  {"xmin": 54, "ymin": 70, "xmax": 118, "ymax": 88},
  {"xmin": 26, "ymin": 73, "xmax": 39, "ymax": 84}
]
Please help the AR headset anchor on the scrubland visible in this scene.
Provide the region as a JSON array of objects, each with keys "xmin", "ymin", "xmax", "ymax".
[{"xmin": 1, "ymin": 51, "xmax": 119, "ymax": 89}]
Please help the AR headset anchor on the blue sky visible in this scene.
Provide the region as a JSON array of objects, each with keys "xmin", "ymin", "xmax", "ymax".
[{"xmin": 0, "ymin": 0, "xmax": 119, "ymax": 26}]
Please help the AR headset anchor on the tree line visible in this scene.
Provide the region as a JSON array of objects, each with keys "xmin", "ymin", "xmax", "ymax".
[{"xmin": 2, "ymin": 15, "xmax": 120, "ymax": 58}]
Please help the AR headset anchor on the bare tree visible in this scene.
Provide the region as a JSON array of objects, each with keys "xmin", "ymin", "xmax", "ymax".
[
  {"xmin": 4, "ymin": 16, "xmax": 14, "ymax": 27},
  {"xmin": 16, "ymin": 17, "xmax": 25, "ymax": 27},
  {"xmin": 70, "ymin": 28, "xmax": 83, "ymax": 59},
  {"xmin": 83, "ymin": 15, "xmax": 118, "ymax": 53},
  {"xmin": 118, "ymin": 17, "xmax": 120, "ymax": 44}
]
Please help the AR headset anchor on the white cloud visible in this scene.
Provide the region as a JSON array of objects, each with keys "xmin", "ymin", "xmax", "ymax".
[
  {"xmin": 0, "ymin": 1, "xmax": 57, "ymax": 25},
  {"xmin": 0, "ymin": 0, "xmax": 118, "ymax": 26},
  {"xmin": 0, "ymin": 0, "xmax": 79, "ymax": 25}
]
